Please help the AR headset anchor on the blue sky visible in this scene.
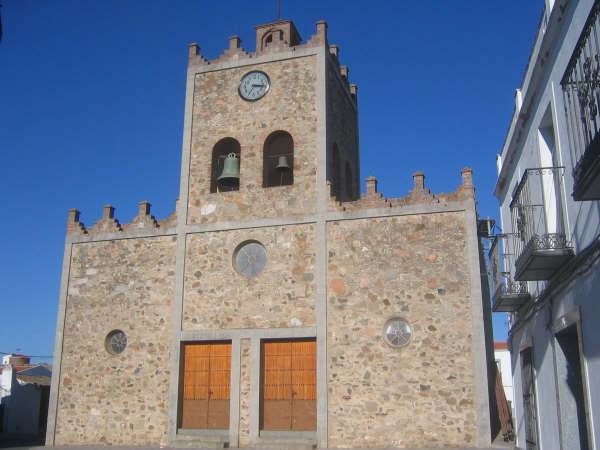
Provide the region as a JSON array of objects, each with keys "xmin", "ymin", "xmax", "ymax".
[{"xmin": 0, "ymin": 1, "xmax": 543, "ymax": 361}]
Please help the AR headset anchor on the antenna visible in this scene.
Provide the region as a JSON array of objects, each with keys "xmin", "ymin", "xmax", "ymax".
[{"xmin": 277, "ymin": 0, "xmax": 281, "ymax": 19}]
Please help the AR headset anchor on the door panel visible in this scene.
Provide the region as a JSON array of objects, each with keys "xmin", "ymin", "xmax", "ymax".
[
  {"xmin": 181, "ymin": 342, "xmax": 231, "ymax": 430},
  {"xmin": 521, "ymin": 347, "xmax": 538, "ymax": 450},
  {"xmin": 261, "ymin": 339, "xmax": 316, "ymax": 431}
]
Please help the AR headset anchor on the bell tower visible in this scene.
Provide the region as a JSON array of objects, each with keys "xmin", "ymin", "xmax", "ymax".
[{"xmin": 178, "ymin": 19, "xmax": 359, "ymax": 226}]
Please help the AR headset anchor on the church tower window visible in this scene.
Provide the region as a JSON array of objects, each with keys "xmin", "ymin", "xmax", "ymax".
[
  {"xmin": 211, "ymin": 137, "xmax": 241, "ymax": 193},
  {"xmin": 263, "ymin": 131, "xmax": 294, "ymax": 187}
]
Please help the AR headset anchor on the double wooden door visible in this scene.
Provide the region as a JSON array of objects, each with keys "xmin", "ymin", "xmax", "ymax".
[
  {"xmin": 180, "ymin": 342, "xmax": 231, "ymax": 430},
  {"xmin": 261, "ymin": 339, "xmax": 317, "ymax": 431}
]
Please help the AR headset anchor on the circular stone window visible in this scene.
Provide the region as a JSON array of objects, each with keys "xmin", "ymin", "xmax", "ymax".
[
  {"xmin": 105, "ymin": 329, "xmax": 127, "ymax": 355},
  {"xmin": 383, "ymin": 317, "xmax": 413, "ymax": 348},
  {"xmin": 233, "ymin": 240, "xmax": 267, "ymax": 278}
]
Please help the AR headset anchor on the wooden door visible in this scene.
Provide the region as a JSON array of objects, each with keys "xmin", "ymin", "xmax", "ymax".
[
  {"xmin": 521, "ymin": 348, "xmax": 538, "ymax": 450},
  {"xmin": 180, "ymin": 342, "xmax": 231, "ymax": 430},
  {"xmin": 261, "ymin": 339, "xmax": 316, "ymax": 431}
]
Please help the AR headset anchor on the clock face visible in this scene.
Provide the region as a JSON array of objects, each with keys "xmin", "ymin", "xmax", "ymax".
[
  {"xmin": 233, "ymin": 241, "xmax": 267, "ymax": 277},
  {"xmin": 383, "ymin": 318, "xmax": 412, "ymax": 348},
  {"xmin": 239, "ymin": 71, "xmax": 270, "ymax": 101}
]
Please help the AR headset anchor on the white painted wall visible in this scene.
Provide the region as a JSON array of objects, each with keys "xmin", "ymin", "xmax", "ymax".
[
  {"xmin": 0, "ymin": 356, "xmax": 47, "ymax": 436},
  {"xmin": 496, "ymin": 1, "xmax": 600, "ymax": 449}
]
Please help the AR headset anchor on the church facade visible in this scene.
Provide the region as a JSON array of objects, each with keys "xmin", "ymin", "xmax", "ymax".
[{"xmin": 46, "ymin": 20, "xmax": 495, "ymax": 449}]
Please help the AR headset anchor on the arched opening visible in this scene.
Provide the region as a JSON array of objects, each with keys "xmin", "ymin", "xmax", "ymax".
[
  {"xmin": 263, "ymin": 131, "xmax": 294, "ymax": 187},
  {"xmin": 211, "ymin": 137, "xmax": 241, "ymax": 193},
  {"xmin": 263, "ymin": 30, "xmax": 283, "ymax": 49}
]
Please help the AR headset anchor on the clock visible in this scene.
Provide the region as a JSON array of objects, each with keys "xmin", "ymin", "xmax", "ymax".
[
  {"xmin": 105, "ymin": 329, "xmax": 127, "ymax": 355},
  {"xmin": 383, "ymin": 318, "xmax": 412, "ymax": 348},
  {"xmin": 233, "ymin": 241, "xmax": 267, "ymax": 277},
  {"xmin": 239, "ymin": 71, "xmax": 270, "ymax": 101}
]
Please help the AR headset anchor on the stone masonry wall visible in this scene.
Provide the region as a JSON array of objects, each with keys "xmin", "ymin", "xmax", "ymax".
[
  {"xmin": 55, "ymin": 236, "xmax": 176, "ymax": 446},
  {"xmin": 327, "ymin": 213, "xmax": 478, "ymax": 448},
  {"xmin": 187, "ymin": 55, "xmax": 318, "ymax": 225},
  {"xmin": 238, "ymin": 338, "xmax": 251, "ymax": 447},
  {"xmin": 326, "ymin": 54, "xmax": 359, "ymax": 201},
  {"xmin": 182, "ymin": 224, "xmax": 316, "ymax": 330}
]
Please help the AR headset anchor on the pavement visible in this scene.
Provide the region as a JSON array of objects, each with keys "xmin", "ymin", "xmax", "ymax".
[{"xmin": 0, "ymin": 434, "xmax": 516, "ymax": 450}]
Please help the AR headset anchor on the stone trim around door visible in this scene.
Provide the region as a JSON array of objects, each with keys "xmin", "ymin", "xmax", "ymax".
[{"xmin": 170, "ymin": 327, "xmax": 317, "ymax": 448}]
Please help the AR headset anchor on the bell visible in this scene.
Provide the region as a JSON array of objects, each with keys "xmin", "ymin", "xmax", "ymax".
[
  {"xmin": 218, "ymin": 153, "xmax": 240, "ymax": 186},
  {"xmin": 276, "ymin": 155, "xmax": 290, "ymax": 171}
]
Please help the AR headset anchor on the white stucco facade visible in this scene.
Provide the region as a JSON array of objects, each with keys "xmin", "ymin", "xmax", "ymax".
[
  {"xmin": 494, "ymin": 1, "xmax": 600, "ymax": 449},
  {"xmin": 0, "ymin": 355, "xmax": 50, "ymax": 436}
]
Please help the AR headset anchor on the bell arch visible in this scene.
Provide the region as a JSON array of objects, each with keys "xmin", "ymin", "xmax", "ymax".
[
  {"xmin": 262, "ymin": 29, "xmax": 283, "ymax": 49},
  {"xmin": 263, "ymin": 131, "xmax": 294, "ymax": 187},
  {"xmin": 211, "ymin": 137, "xmax": 241, "ymax": 193}
]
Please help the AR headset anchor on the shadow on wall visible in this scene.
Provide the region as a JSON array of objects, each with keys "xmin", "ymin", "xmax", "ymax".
[
  {"xmin": 0, "ymin": 432, "xmax": 44, "ymax": 448},
  {"xmin": 1, "ymin": 364, "xmax": 50, "ymax": 442}
]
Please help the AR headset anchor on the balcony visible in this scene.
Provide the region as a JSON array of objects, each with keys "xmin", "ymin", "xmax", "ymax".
[
  {"xmin": 489, "ymin": 235, "xmax": 531, "ymax": 312},
  {"xmin": 561, "ymin": 2, "xmax": 600, "ymax": 200},
  {"xmin": 510, "ymin": 167, "xmax": 574, "ymax": 281}
]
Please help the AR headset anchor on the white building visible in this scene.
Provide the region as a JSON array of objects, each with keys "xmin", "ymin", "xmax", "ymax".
[
  {"xmin": 0, "ymin": 354, "xmax": 51, "ymax": 436},
  {"xmin": 493, "ymin": 1, "xmax": 600, "ymax": 449}
]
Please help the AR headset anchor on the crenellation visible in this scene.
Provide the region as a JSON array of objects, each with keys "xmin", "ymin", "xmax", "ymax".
[
  {"xmin": 460, "ymin": 166, "xmax": 474, "ymax": 189},
  {"xmin": 66, "ymin": 208, "xmax": 87, "ymax": 235},
  {"xmin": 187, "ymin": 42, "xmax": 209, "ymax": 66},
  {"xmin": 123, "ymin": 201, "xmax": 159, "ymax": 231},
  {"xmin": 342, "ymin": 169, "xmax": 476, "ymax": 212},
  {"xmin": 89, "ymin": 205, "xmax": 122, "ymax": 234},
  {"xmin": 305, "ymin": 20, "xmax": 328, "ymax": 47},
  {"xmin": 229, "ymin": 35, "xmax": 241, "ymax": 49},
  {"xmin": 329, "ymin": 44, "xmax": 339, "ymax": 60},
  {"xmin": 340, "ymin": 65, "xmax": 349, "ymax": 84},
  {"xmin": 72, "ymin": 200, "xmax": 178, "ymax": 238},
  {"xmin": 213, "ymin": 35, "xmax": 251, "ymax": 63},
  {"xmin": 350, "ymin": 83, "xmax": 358, "ymax": 103},
  {"xmin": 194, "ymin": 20, "xmax": 332, "ymax": 68}
]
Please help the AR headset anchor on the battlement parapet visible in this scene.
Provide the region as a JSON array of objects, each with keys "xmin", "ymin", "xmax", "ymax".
[
  {"xmin": 187, "ymin": 20, "xmax": 330, "ymax": 68},
  {"xmin": 337, "ymin": 168, "xmax": 476, "ymax": 212},
  {"xmin": 89, "ymin": 205, "xmax": 122, "ymax": 234},
  {"xmin": 66, "ymin": 200, "xmax": 178, "ymax": 237},
  {"xmin": 121, "ymin": 201, "xmax": 159, "ymax": 231},
  {"xmin": 188, "ymin": 43, "xmax": 209, "ymax": 66},
  {"xmin": 67, "ymin": 209, "xmax": 87, "ymax": 235}
]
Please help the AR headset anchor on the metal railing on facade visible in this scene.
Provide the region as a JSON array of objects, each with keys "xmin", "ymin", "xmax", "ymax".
[
  {"xmin": 561, "ymin": 1, "xmax": 600, "ymax": 199},
  {"xmin": 489, "ymin": 234, "xmax": 530, "ymax": 311},
  {"xmin": 510, "ymin": 167, "xmax": 573, "ymax": 280}
]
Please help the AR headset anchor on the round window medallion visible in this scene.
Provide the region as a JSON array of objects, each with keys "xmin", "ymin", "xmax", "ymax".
[
  {"xmin": 383, "ymin": 317, "xmax": 412, "ymax": 348},
  {"xmin": 233, "ymin": 240, "xmax": 267, "ymax": 278},
  {"xmin": 105, "ymin": 329, "xmax": 127, "ymax": 355}
]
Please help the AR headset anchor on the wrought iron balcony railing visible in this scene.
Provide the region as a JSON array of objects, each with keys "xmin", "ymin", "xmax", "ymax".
[
  {"xmin": 489, "ymin": 234, "xmax": 531, "ymax": 312},
  {"xmin": 510, "ymin": 167, "xmax": 574, "ymax": 281},
  {"xmin": 562, "ymin": 2, "xmax": 600, "ymax": 200}
]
